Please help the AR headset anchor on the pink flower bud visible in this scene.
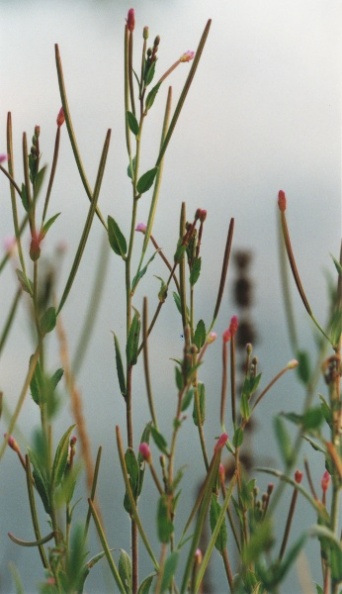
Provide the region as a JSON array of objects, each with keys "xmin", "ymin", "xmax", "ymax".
[
  {"xmin": 219, "ymin": 462, "xmax": 226, "ymax": 484},
  {"xmin": 321, "ymin": 470, "xmax": 330, "ymax": 493},
  {"xmin": 135, "ymin": 222, "xmax": 147, "ymax": 233},
  {"xmin": 207, "ymin": 332, "xmax": 217, "ymax": 344},
  {"xmin": 214, "ymin": 433, "xmax": 228, "ymax": 453},
  {"xmin": 179, "ymin": 50, "xmax": 195, "ymax": 63},
  {"xmin": 4, "ymin": 434, "xmax": 20, "ymax": 454},
  {"xmin": 194, "ymin": 548, "xmax": 202, "ymax": 564},
  {"xmin": 222, "ymin": 328, "xmax": 231, "ymax": 343},
  {"xmin": 29, "ymin": 230, "xmax": 44, "ymax": 261},
  {"xmin": 139, "ymin": 442, "xmax": 152, "ymax": 463},
  {"xmin": 287, "ymin": 359, "xmax": 299, "ymax": 370},
  {"xmin": 294, "ymin": 470, "xmax": 303, "ymax": 484},
  {"xmin": 229, "ymin": 315, "xmax": 238, "ymax": 337},
  {"xmin": 278, "ymin": 190, "xmax": 287, "ymax": 212},
  {"xmin": 195, "ymin": 208, "xmax": 207, "ymax": 222},
  {"xmin": 126, "ymin": 8, "xmax": 135, "ymax": 32},
  {"xmin": 56, "ymin": 107, "xmax": 65, "ymax": 127},
  {"xmin": 0, "ymin": 153, "xmax": 8, "ymax": 163}
]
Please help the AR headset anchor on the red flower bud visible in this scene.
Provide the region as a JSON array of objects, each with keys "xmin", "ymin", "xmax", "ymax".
[
  {"xmin": 229, "ymin": 315, "xmax": 238, "ymax": 337},
  {"xmin": 56, "ymin": 107, "xmax": 65, "ymax": 127},
  {"xmin": 126, "ymin": 8, "xmax": 135, "ymax": 32},
  {"xmin": 214, "ymin": 433, "xmax": 228, "ymax": 453},
  {"xmin": 278, "ymin": 190, "xmax": 287, "ymax": 212},
  {"xmin": 321, "ymin": 470, "xmax": 330, "ymax": 493},
  {"xmin": 4, "ymin": 434, "xmax": 20, "ymax": 454},
  {"xmin": 294, "ymin": 469, "xmax": 303, "ymax": 484},
  {"xmin": 139, "ymin": 442, "xmax": 152, "ymax": 463}
]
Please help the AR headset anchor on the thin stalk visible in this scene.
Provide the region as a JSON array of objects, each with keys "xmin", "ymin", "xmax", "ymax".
[
  {"xmin": 42, "ymin": 125, "xmax": 61, "ymax": 223},
  {"xmin": 142, "ymin": 297, "xmax": 158, "ymax": 427},
  {"xmin": 0, "ymin": 288, "xmax": 22, "ymax": 354},
  {"xmin": 84, "ymin": 446, "xmax": 102, "ymax": 539},
  {"xmin": 25, "ymin": 455, "xmax": 49, "ymax": 568},
  {"xmin": 88, "ymin": 499, "xmax": 127, "ymax": 594},
  {"xmin": 54, "ymin": 44, "xmax": 107, "ymax": 228},
  {"xmin": 0, "ymin": 346, "xmax": 40, "ymax": 462},
  {"xmin": 211, "ymin": 218, "xmax": 234, "ymax": 326}
]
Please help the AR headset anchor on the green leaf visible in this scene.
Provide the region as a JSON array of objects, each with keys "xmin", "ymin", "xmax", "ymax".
[
  {"xmin": 242, "ymin": 519, "xmax": 274, "ymax": 565},
  {"xmin": 150, "ymin": 426, "xmax": 169, "ymax": 456},
  {"xmin": 108, "ymin": 215, "xmax": 127, "ymax": 258},
  {"xmin": 52, "ymin": 425, "xmax": 76, "ymax": 489},
  {"xmin": 173, "ymin": 291, "xmax": 189, "ymax": 318},
  {"xmin": 118, "ymin": 549, "xmax": 132, "ymax": 594},
  {"xmin": 154, "ymin": 275, "xmax": 168, "ymax": 303},
  {"xmin": 181, "ymin": 389, "xmax": 193, "ymax": 412},
  {"xmin": 30, "ymin": 360, "xmax": 44, "ymax": 405},
  {"xmin": 127, "ymin": 156, "xmax": 136, "ymax": 180},
  {"xmin": 126, "ymin": 111, "xmax": 139, "ymax": 136},
  {"xmin": 296, "ymin": 350, "xmax": 311, "ymax": 384},
  {"xmin": 131, "ymin": 250, "xmax": 159, "ymax": 293},
  {"xmin": 16, "ymin": 269, "xmax": 33, "ymax": 294},
  {"xmin": 33, "ymin": 166, "xmax": 47, "ymax": 198},
  {"xmin": 124, "ymin": 448, "xmax": 140, "ymax": 514},
  {"xmin": 315, "ymin": 585, "xmax": 323, "ymax": 594},
  {"xmin": 144, "ymin": 60, "xmax": 156, "ymax": 86},
  {"xmin": 157, "ymin": 495, "xmax": 174, "ymax": 544},
  {"xmin": 193, "ymin": 382, "xmax": 205, "ymax": 427},
  {"xmin": 136, "ymin": 167, "xmax": 158, "ymax": 195},
  {"xmin": 21, "ymin": 183, "xmax": 29, "ymax": 211},
  {"xmin": 328, "ymin": 309, "xmax": 342, "ymax": 346},
  {"xmin": 319, "ymin": 395, "xmax": 332, "ymax": 428},
  {"xmin": 126, "ymin": 311, "xmax": 141, "ymax": 366},
  {"xmin": 281, "ymin": 407, "xmax": 324, "ymax": 430},
  {"xmin": 145, "ymin": 82, "xmax": 161, "ymax": 112},
  {"xmin": 160, "ymin": 551, "xmax": 179, "ymax": 592},
  {"xmin": 331, "ymin": 253, "xmax": 342, "ymax": 276},
  {"xmin": 240, "ymin": 391, "xmax": 250, "ymax": 421},
  {"xmin": 274, "ymin": 416, "xmax": 294, "ymax": 466},
  {"xmin": 233, "ymin": 426, "xmax": 244, "ymax": 448},
  {"xmin": 175, "ymin": 365, "xmax": 184, "ymax": 391},
  {"xmin": 194, "ymin": 319, "xmax": 206, "ymax": 349},
  {"xmin": 137, "ymin": 574, "xmax": 155, "ymax": 594},
  {"xmin": 190, "ymin": 256, "xmax": 201, "ymax": 286},
  {"xmin": 41, "ymin": 212, "xmax": 61, "ymax": 236},
  {"xmin": 39, "ymin": 306, "xmax": 56, "ymax": 335},
  {"xmin": 113, "ymin": 333, "xmax": 126, "ymax": 397},
  {"xmin": 50, "ymin": 368, "xmax": 64, "ymax": 391},
  {"xmin": 210, "ymin": 495, "xmax": 227, "ymax": 552}
]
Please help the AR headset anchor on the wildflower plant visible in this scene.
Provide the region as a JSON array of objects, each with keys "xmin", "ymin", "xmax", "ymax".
[{"xmin": 0, "ymin": 9, "xmax": 341, "ymax": 594}]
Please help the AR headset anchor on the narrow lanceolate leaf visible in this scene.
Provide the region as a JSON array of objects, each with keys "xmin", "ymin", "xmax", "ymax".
[
  {"xmin": 145, "ymin": 82, "xmax": 161, "ymax": 112},
  {"xmin": 41, "ymin": 212, "xmax": 61, "ymax": 236},
  {"xmin": 193, "ymin": 382, "xmax": 205, "ymax": 427},
  {"xmin": 160, "ymin": 552, "xmax": 179, "ymax": 593},
  {"xmin": 123, "ymin": 448, "xmax": 140, "ymax": 514},
  {"xmin": 209, "ymin": 495, "xmax": 227, "ymax": 552},
  {"xmin": 157, "ymin": 495, "xmax": 174, "ymax": 544},
  {"xmin": 113, "ymin": 334, "xmax": 126, "ymax": 397},
  {"xmin": 137, "ymin": 574, "xmax": 155, "ymax": 594},
  {"xmin": 33, "ymin": 166, "xmax": 47, "ymax": 198},
  {"xmin": 118, "ymin": 549, "xmax": 132, "ymax": 594},
  {"xmin": 126, "ymin": 312, "xmax": 141, "ymax": 366},
  {"xmin": 16, "ymin": 269, "xmax": 33, "ymax": 295},
  {"xmin": 136, "ymin": 167, "xmax": 158, "ymax": 195},
  {"xmin": 274, "ymin": 416, "xmax": 294, "ymax": 466},
  {"xmin": 52, "ymin": 425, "xmax": 76, "ymax": 489},
  {"xmin": 126, "ymin": 111, "xmax": 139, "ymax": 136},
  {"xmin": 190, "ymin": 256, "xmax": 201, "ymax": 286},
  {"xmin": 39, "ymin": 307, "xmax": 57, "ymax": 335},
  {"xmin": 131, "ymin": 250, "xmax": 159, "ymax": 293},
  {"xmin": 108, "ymin": 215, "xmax": 127, "ymax": 258},
  {"xmin": 150, "ymin": 426, "xmax": 169, "ymax": 456},
  {"xmin": 194, "ymin": 319, "xmax": 206, "ymax": 349}
]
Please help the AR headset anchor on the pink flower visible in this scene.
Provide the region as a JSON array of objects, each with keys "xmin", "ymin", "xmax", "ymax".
[
  {"xmin": 195, "ymin": 208, "xmax": 207, "ymax": 222},
  {"xmin": 214, "ymin": 433, "xmax": 228, "ymax": 453},
  {"xmin": 135, "ymin": 222, "xmax": 147, "ymax": 233},
  {"xmin": 179, "ymin": 50, "xmax": 195, "ymax": 63},
  {"xmin": 126, "ymin": 8, "xmax": 135, "ymax": 32},
  {"xmin": 207, "ymin": 332, "xmax": 217, "ymax": 344},
  {"xmin": 3, "ymin": 236, "xmax": 16, "ymax": 254},
  {"xmin": 278, "ymin": 190, "xmax": 286, "ymax": 212},
  {"xmin": 56, "ymin": 107, "xmax": 65, "ymax": 127},
  {"xmin": 0, "ymin": 154, "xmax": 8, "ymax": 164},
  {"xmin": 139, "ymin": 442, "xmax": 151, "ymax": 463},
  {"xmin": 222, "ymin": 328, "xmax": 231, "ymax": 343},
  {"xmin": 229, "ymin": 315, "xmax": 238, "ymax": 337}
]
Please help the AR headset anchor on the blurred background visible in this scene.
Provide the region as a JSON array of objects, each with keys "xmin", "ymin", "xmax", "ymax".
[{"xmin": 0, "ymin": 0, "xmax": 341, "ymax": 592}]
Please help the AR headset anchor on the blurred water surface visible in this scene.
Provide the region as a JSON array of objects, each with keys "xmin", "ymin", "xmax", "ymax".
[{"xmin": 0, "ymin": 1, "xmax": 341, "ymax": 592}]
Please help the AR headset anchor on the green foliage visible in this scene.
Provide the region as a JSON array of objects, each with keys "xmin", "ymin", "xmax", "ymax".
[{"xmin": 108, "ymin": 215, "xmax": 127, "ymax": 258}]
